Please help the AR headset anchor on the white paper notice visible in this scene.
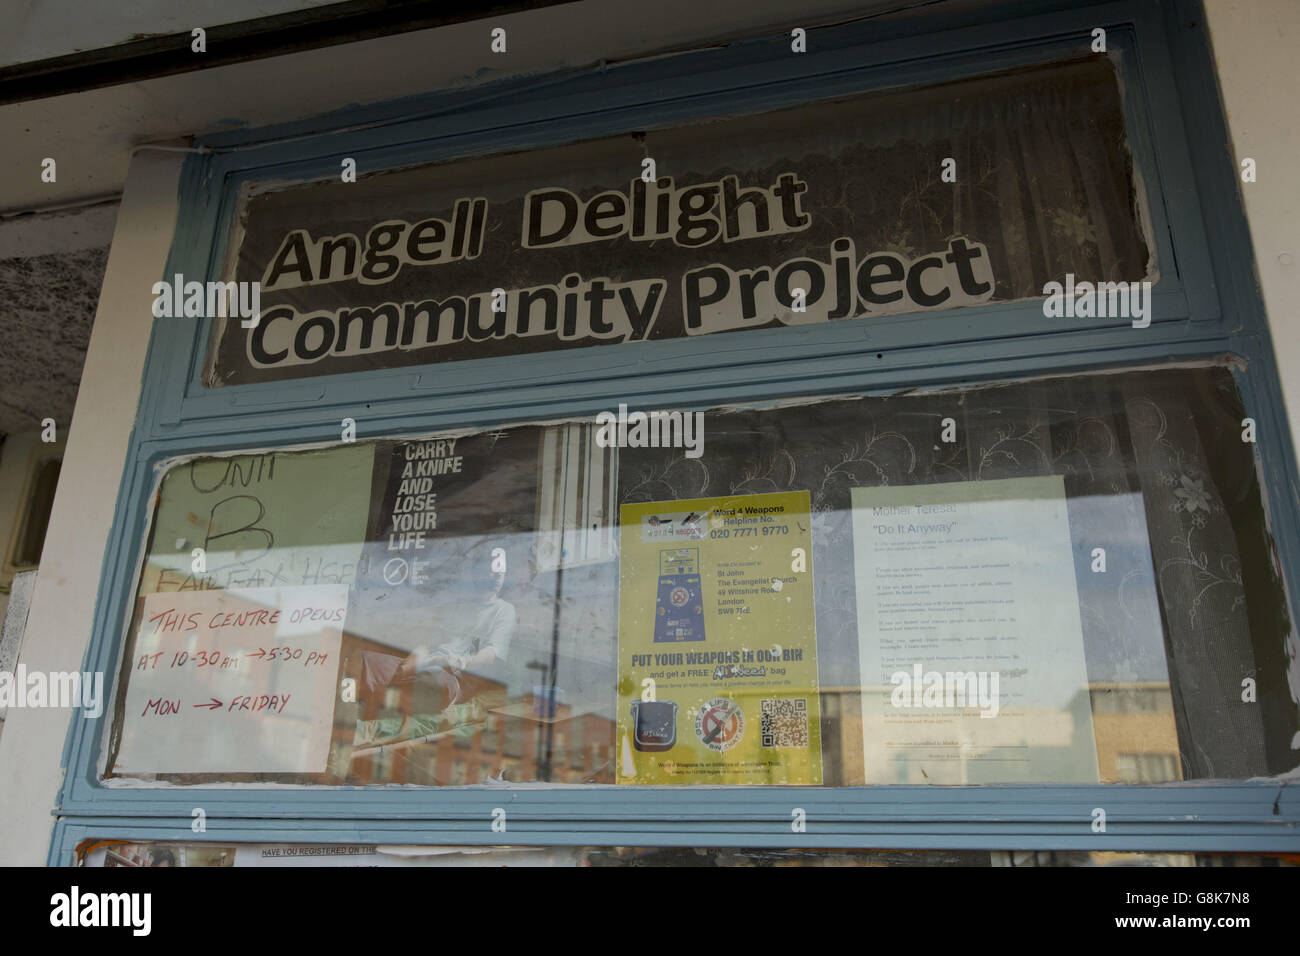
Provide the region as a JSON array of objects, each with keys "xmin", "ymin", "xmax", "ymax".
[
  {"xmin": 851, "ymin": 476, "xmax": 1099, "ymax": 784},
  {"xmin": 114, "ymin": 585, "xmax": 347, "ymax": 774}
]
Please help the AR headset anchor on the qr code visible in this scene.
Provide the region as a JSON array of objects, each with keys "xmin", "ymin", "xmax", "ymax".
[{"xmin": 760, "ymin": 698, "xmax": 809, "ymax": 748}]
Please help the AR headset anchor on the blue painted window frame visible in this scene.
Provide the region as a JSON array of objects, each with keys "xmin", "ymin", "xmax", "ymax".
[{"xmin": 50, "ymin": 0, "xmax": 1300, "ymax": 864}]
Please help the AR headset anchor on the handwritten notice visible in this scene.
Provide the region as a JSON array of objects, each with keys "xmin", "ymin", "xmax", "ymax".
[
  {"xmin": 114, "ymin": 585, "xmax": 348, "ymax": 773},
  {"xmin": 139, "ymin": 444, "xmax": 374, "ymax": 595}
]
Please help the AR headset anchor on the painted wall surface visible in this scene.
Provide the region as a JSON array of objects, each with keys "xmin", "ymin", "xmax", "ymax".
[
  {"xmin": 1204, "ymin": 0, "xmax": 1300, "ymax": 455},
  {"xmin": 0, "ymin": 0, "xmax": 868, "ymax": 211},
  {"xmin": 0, "ymin": 152, "xmax": 182, "ymax": 866}
]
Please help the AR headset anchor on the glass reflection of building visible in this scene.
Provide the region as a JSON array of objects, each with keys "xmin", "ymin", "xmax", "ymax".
[
  {"xmin": 823, "ymin": 681, "xmax": 1181, "ymax": 786},
  {"xmin": 337, "ymin": 635, "xmax": 615, "ymax": 786}
]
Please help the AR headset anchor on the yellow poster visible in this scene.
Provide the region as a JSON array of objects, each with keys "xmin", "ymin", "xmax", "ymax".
[{"xmin": 617, "ymin": 491, "xmax": 822, "ymax": 785}]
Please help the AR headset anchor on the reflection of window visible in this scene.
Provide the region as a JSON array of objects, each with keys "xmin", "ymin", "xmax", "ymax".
[
  {"xmin": 503, "ymin": 719, "xmax": 523, "ymax": 758},
  {"xmin": 535, "ymin": 424, "xmax": 617, "ymax": 571},
  {"xmin": 569, "ymin": 721, "xmax": 584, "ymax": 769},
  {"xmin": 481, "ymin": 717, "xmax": 499, "ymax": 755},
  {"xmin": 1091, "ymin": 686, "xmax": 1173, "ymax": 713},
  {"xmin": 450, "ymin": 760, "xmax": 467, "ymax": 785},
  {"xmin": 1115, "ymin": 753, "xmax": 1178, "ymax": 784}
]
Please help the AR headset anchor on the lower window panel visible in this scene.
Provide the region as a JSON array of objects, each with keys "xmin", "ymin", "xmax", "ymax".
[{"xmin": 100, "ymin": 362, "xmax": 1298, "ymax": 788}]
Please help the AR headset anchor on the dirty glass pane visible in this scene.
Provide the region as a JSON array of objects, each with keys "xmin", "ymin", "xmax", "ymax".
[{"xmin": 103, "ymin": 363, "xmax": 1296, "ymax": 786}]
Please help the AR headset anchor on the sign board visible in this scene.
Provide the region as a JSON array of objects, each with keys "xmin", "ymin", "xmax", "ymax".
[
  {"xmin": 114, "ymin": 586, "xmax": 347, "ymax": 773},
  {"xmin": 208, "ymin": 58, "xmax": 1146, "ymax": 385},
  {"xmin": 616, "ymin": 491, "xmax": 822, "ymax": 785}
]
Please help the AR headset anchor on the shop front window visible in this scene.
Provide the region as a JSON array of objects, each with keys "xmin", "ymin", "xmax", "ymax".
[{"xmin": 101, "ymin": 363, "xmax": 1295, "ymax": 788}]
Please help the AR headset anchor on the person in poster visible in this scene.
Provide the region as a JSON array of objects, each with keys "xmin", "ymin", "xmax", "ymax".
[
  {"xmin": 350, "ymin": 540, "xmax": 516, "ymax": 754},
  {"xmin": 394, "ymin": 547, "xmax": 516, "ymax": 685},
  {"xmin": 332, "ymin": 429, "xmax": 541, "ymax": 782}
]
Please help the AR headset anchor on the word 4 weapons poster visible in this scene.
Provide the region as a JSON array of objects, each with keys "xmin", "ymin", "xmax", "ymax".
[{"xmin": 616, "ymin": 491, "xmax": 822, "ymax": 785}]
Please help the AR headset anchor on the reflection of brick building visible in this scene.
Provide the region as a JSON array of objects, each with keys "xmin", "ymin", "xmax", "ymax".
[
  {"xmin": 824, "ymin": 681, "xmax": 1182, "ymax": 786},
  {"xmin": 334, "ymin": 633, "xmax": 614, "ymax": 785},
  {"xmin": 490, "ymin": 696, "xmax": 616, "ymax": 785},
  {"xmin": 1088, "ymin": 682, "xmax": 1182, "ymax": 784},
  {"xmin": 335, "ymin": 643, "xmax": 1178, "ymax": 787}
]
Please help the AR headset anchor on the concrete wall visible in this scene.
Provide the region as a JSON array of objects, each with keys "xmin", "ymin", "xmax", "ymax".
[{"xmin": 0, "ymin": 151, "xmax": 181, "ymax": 865}]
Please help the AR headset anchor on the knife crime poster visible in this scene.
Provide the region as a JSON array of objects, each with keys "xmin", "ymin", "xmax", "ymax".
[{"xmin": 616, "ymin": 490, "xmax": 822, "ymax": 785}]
